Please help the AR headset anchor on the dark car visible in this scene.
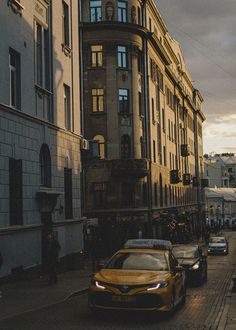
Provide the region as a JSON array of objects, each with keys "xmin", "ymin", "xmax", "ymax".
[{"xmin": 172, "ymin": 245, "xmax": 207, "ymax": 286}]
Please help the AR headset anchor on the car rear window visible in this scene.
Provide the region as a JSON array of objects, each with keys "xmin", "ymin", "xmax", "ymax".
[
  {"xmin": 105, "ymin": 252, "xmax": 168, "ymax": 271},
  {"xmin": 172, "ymin": 247, "xmax": 199, "ymax": 259},
  {"xmin": 209, "ymin": 238, "xmax": 226, "ymax": 244}
]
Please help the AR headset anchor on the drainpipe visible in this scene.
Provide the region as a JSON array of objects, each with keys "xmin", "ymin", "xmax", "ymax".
[
  {"xmin": 142, "ymin": 0, "xmax": 153, "ymax": 237},
  {"xmin": 193, "ymin": 107, "xmax": 202, "ymax": 237}
]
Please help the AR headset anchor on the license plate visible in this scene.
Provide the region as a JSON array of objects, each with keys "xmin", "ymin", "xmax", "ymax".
[{"xmin": 112, "ymin": 295, "xmax": 136, "ymax": 302}]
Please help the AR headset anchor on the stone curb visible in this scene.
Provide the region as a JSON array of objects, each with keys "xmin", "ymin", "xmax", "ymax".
[{"xmin": 0, "ymin": 286, "xmax": 89, "ymax": 322}]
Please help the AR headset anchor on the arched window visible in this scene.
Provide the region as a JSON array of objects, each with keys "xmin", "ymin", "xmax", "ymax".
[
  {"xmin": 93, "ymin": 135, "xmax": 105, "ymax": 159},
  {"xmin": 40, "ymin": 144, "xmax": 51, "ymax": 187},
  {"xmin": 121, "ymin": 134, "xmax": 131, "ymax": 158}
]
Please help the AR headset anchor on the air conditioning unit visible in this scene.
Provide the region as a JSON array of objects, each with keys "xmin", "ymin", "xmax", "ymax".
[
  {"xmin": 170, "ymin": 170, "xmax": 181, "ymax": 184},
  {"xmin": 183, "ymin": 173, "xmax": 191, "ymax": 185},
  {"xmin": 80, "ymin": 138, "xmax": 90, "ymax": 151},
  {"xmin": 181, "ymin": 144, "xmax": 190, "ymax": 157}
]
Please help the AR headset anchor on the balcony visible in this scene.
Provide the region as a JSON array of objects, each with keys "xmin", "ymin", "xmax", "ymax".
[{"xmin": 111, "ymin": 159, "xmax": 149, "ymax": 178}]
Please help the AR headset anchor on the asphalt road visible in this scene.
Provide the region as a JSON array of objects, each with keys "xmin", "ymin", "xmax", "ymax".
[{"xmin": 1, "ymin": 231, "xmax": 235, "ymax": 330}]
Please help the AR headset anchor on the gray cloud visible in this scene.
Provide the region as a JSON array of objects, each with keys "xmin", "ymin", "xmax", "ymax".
[{"xmin": 156, "ymin": 0, "xmax": 236, "ymax": 153}]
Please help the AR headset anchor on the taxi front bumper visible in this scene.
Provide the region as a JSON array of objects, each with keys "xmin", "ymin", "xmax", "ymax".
[{"xmin": 88, "ymin": 285, "xmax": 173, "ymax": 312}]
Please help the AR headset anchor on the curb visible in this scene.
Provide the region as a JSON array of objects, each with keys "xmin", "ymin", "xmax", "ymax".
[{"xmin": 0, "ymin": 287, "xmax": 89, "ymax": 322}]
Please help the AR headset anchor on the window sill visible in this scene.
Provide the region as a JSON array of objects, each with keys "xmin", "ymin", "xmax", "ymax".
[
  {"xmin": 35, "ymin": 84, "xmax": 52, "ymax": 98},
  {"xmin": 61, "ymin": 44, "xmax": 72, "ymax": 57},
  {"xmin": 8, "ymin": 0, "xmax": 24, "ymax": 16}
]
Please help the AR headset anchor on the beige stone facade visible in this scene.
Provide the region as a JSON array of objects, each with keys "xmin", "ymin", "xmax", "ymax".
[
  {"xmin": 81, "ymin": 0, "xmax": 205, "ymax": 250},
  {"xmin": 0, "ymin": 0, "xmax": 83, "ymax": 278}
]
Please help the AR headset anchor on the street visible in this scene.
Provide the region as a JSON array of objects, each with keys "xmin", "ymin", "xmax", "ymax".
[{"xmin": 0, "ymin": 231, "xmax": 235, "ymax": 330}]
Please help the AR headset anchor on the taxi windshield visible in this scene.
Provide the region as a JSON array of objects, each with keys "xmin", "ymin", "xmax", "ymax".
[
  {"xmin": 173, "ymin": 246, "xmax": 199, "ymax": 259},
  {"xmin": 105, "ymin": 252, "xmax": 168, "ymax": 271},
  {"xmin": 209, "ymin": 237, "xmax": 226, "ymax": 244}
]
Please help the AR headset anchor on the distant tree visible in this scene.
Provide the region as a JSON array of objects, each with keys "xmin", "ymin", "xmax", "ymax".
[{"xmin": 203, "ymin": 154, "xmax": 209, "ymax": 159}]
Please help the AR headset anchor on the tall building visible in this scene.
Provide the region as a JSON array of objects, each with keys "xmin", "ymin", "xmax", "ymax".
[
  {"xmin": 0, "ymin": 1, "xmax": 83, "ymax": 278},
  {"xmin": 80, "ymin": 0, "xmax": 205, "ymax": 252}
]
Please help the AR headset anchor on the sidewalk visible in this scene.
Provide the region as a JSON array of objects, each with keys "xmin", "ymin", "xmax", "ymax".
[{"xmin": 0, "ymin": 260, "xmax": 92, "ymax": 321}]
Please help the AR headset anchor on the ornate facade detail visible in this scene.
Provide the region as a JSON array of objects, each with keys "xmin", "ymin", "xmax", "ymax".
[
  {"xmin": 7, "ymin": 0, "xmax": 24, "ymax": 16},
  {"xmin": 106, "ymin": 2, "xmax": 114, "ymax": 21},
  {"xmin": 131, "ymin": 6, "xmax": 136, "ymax": 24}
]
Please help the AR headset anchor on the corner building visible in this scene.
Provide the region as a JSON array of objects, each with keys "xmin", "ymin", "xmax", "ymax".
[
  {"xmin": 81, "ymin": 0, "xmax": 205, "ymax": 252},
  {"xmin": 0, "ymin": 0, "xmax": 83, "ymax": 278}
]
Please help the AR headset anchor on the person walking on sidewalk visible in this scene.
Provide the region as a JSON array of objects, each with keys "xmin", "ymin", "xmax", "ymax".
[{"xmin": 46, "ymin": 233, "xmax": 61, "ymax": 285}]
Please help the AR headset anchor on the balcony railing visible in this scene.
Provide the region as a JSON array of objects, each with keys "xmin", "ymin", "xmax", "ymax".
[{"xmin": 111, "ymin": 158, "xmax": 149, "ymax": 178}]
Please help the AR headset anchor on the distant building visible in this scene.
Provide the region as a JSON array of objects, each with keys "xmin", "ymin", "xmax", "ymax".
[
  {"xmin": 80, "ymin": 0, "xmax": 205, "ymax": 251},
  {"xmin": 0, "ymin": 1, "xmax": 83, "ymax": 278},
  {"xmin": 204, "ymin": 157, "xmax": 229, "ymax": 188},
  {"xmin": 203, "ymin": 154, "xmax": 236, "ymax": 188},
  {"xmin": 205, "ymin": 188, "xmax": 236, "ymax": 227}
]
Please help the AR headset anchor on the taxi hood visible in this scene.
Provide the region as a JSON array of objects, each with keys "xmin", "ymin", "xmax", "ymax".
[{"xmin": 95, "ymin": 269, "xmax": 170, "ymax": 285}]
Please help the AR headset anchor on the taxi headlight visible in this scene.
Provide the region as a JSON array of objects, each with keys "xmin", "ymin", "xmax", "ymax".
[
  {"xmin": 192, "ymin": 262, "xmax": 200, "ymax": 270},
  {"xmin": 91, "ymin": 279, "xmax": 106, "ymax": 290},
  {"xmin": 147, "ymin": 281, "xmax": 168, "ymax": 291}
]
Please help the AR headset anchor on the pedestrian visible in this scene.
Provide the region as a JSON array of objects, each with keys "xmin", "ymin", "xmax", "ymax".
[{"xmin": 46, "ymin": 233, "xmax": 61, "ymax": 285}]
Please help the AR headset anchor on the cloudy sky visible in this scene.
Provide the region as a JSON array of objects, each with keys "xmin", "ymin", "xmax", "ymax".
[{"xmin": 156, "ymin": 0, "xmax": 236, "ymax": 154}]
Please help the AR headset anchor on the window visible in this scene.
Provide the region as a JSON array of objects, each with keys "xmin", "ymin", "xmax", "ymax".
[
  {"xmin": 64, "ymin": 168, "xmax": 73, "ymax": 219},
  {"xmin": 40, "ymin": 144, "xmax": 51, "ymax": 187},
  {"xmin": 35, "ymin": 22, "xmax": 50, "ymax": 89},
  {"xmin": 94, "ymin": 183, "xmax": 106, "ymax": 208},
  {"xmin": 159, "ymin": 174, "xmax": 163, "ymax": 207},
  {"xmin": 118, "ymin": 89, "xmax": 129, "ymax": 114},
  {"xmin": 121, "ymin": 134, "xmax": 131, "ymax": 158},
  {"xmin": 154, "ymin": 183, "xmax": 158, "ymax": 206},
  {"xmin": 122, "ymin": 182, "xmax": 134, "ymax": 207},
  {"xmin": 91, "ymin": 45, "xmax": 103, "ymax": 67},
  {"xmin": 163, "ymin": 145, "xmax": 166, "ymax": 166},
  {"xmin": 62, "ymin": 1, "xmax": 70, "ymax": 46},
  {"xmin": 149, "ymin": 18, "xmax": 152, "ymax": 31},
  {"xmin": 9, "ymin": 48, "xmax": 21, "ymax": 109},
  {"xmin": 64, "ymin": 84, "xmax": 71, "ymax": 130},
  {"xmin": 118, "ymin": 1, "xmax": 127, "ymax": 22},
  {"xmin": 140, "ymin": 136, "xmax": 145, "ymax": 158},
  {"xmin": 151, "ymin": 98, "xmax": 155, "ymax": 122},
  {"xmin": 92, "ymin": 88, "xmax": 104, "ymax": 112},
  {"xmin": 9, "ymin": 158, "xmax": 23, "ymax": 226},
  {"xmin": 153, "ymin": 140, "xmax": 156, "ymax": 163},
  {"xmin": 138, "ymin": 92, "xmax": 142, "ymax": 116},
  {"xmin": 137, "ymin": 7, "xmax": 141, "ymax": 25},
  {"xmin": 93, "ymin": 135, "xmax": 105, "ymax": 159},
  {"xmin": 162, "ymin": 108, "xmax": 165, "ymax": 131},
  {"xmin": 118, "ymin": 46, "xmax": 127, "ymax": 68},
  {"xmin": 90, "ymin": 0, "xmax": 102, "ymax": 22}
]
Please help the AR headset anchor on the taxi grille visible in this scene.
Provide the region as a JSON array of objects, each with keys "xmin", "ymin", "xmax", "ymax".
[{"xmin": 90, "ymin": 292, "xmax": 163, "ymax": 309}]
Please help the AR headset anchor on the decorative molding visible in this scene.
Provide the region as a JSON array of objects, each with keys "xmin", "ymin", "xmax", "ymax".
[{"xmin": 7, "ymin": 0, "xmax": 24, "ymax": 16}]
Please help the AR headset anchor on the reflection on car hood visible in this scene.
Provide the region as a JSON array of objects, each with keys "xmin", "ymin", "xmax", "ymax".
[
  {"xmin": 95, "ymin": 269, "xmax": 170, "ymax": 285},
  {"xmin": 176, "ymin": 258, "xmax": 198, "ymax": 266},
  {"xmin": 209, "ymin": 243, "xmax": 226, "ymax": 247}
]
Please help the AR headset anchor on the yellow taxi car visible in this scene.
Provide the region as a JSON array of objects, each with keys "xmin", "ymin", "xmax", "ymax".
[{"xmin": 88, "ymin": 239, "xmax": 186, "ymax": 313}]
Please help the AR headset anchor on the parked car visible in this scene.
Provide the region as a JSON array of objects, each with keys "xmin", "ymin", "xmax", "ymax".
[
  {"xmin": 208, "ymin": 236, "xmax": 229, "ymax": 255},
  {"xmin": 88, "ymin": 239, "xmax": 186, "ymax": 314},
  {"xmin": 172, "ymin": 244, "xmax": 207, "ymax": 286}
]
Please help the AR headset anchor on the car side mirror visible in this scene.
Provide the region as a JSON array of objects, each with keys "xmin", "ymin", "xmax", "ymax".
[{"xmin": 175, "ymin": 265, "xmax": 184, "ymax": 273}]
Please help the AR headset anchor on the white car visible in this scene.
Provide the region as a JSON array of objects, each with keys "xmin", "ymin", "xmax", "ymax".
[{"xmin": 208, "ymin": 237, "xmax": 229, "ymax": 255}]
